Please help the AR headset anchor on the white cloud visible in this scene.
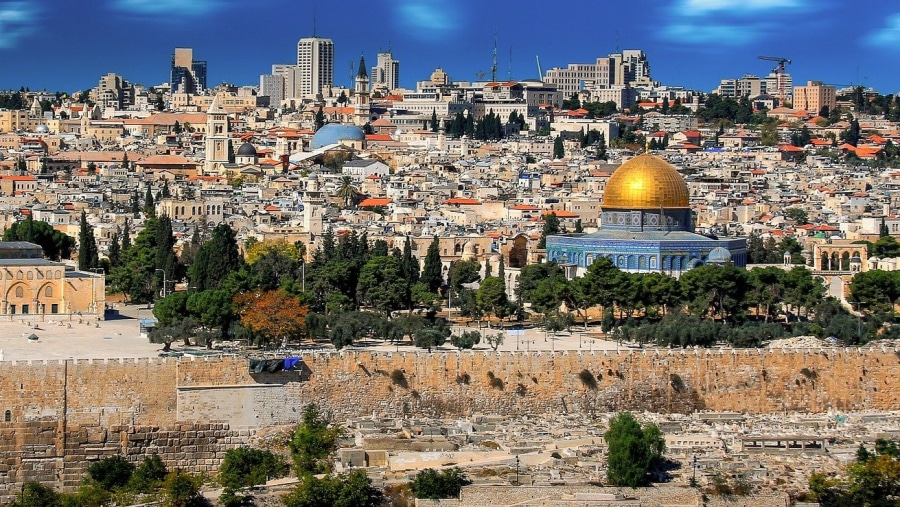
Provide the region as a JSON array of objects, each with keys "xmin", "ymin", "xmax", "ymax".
[
  {"xmin": 865, "ymin": 13, "xmax": 900, "ymax": 47},
  {"xmin": 660, "ymin": 0, "xmax": 816, "ymax": 45},
  {"xmin": 395, "ymin": 0, "xmax": 461, "ymax": 40},
  {"xmin": 112, "ymin": 0, "xmax": 227, "ymax": 16},
  {"xmin": 679, "ymin": 0, "xmax": 806, "ymax": 16},
  {"xmin": 0, "ymin": 2, "xmax": 39, "ymax": 49}
]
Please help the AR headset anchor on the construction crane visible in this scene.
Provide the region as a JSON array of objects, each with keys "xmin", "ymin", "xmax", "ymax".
[{"xmin": 758, "ymin": 55, "xmax": 791, "ymax": 105}]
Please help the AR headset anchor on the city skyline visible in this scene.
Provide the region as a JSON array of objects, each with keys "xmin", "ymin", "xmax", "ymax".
[{"xmin": 1, "ymin": 0, "xmax": 899, "ymax": 94}]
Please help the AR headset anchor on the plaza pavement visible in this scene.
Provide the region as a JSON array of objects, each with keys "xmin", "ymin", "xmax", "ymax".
[{"xmin": 0, "ymin": 304, "xmax": 624, "ymax": 361}]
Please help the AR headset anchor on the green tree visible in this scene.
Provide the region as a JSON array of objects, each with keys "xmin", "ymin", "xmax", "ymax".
[
  {"xmin": 219, "ymin": 447, "xmax": 288, "ymax": 500},
  {"xmin": 357, "ymin": 256, "xmax": 408, "ymax": 317},
  {"xmin": 450, "ymin": 330, "xmax": 480, "ymax": 350},
  {"xmin": 605, "ymin": 412, "xmax": 665, "ymax": 487},
  {"xmin": 315, "ymin": 107, "xmax": 325, "ymax": 130},
  {"xmin": 410, "ymin": 468, "xmax": 472, "ymax": 499},
  {"xmin": 189, "ymin": 223, "xmax": 242, "ymax": 291},
  {"xmin": 128, "ymin": 454, "xmax": 168, "ymax": 493},
  {"xmin": 679, "ymin": 264, "xmax": 749, "ymax": 322},
  {"xmin": 87, "ymin": 455, "xmax": 135, "ymax": 491},
  {"xmin": 10, "ymin": 481, "xmax": 61, "ymax": 507},
  {"xmin": 538, "ymin": 212, "xmax": 561, "ymax": 249},
  {"xmin": 77, "ymin": 210, "xmax": 99, "ymax": 271},
  {"xmin": 783, "ymin": 207, "xmax": 809, "ymax": 225},
  {"xmin": 336, "ymin": 176, "xmax": 358, "ymax": 209},
  {"xmin": 420, "ymin": 236, "xmax": 443, "ymax": 293},
  {"xmin": 144, "ymin": 186, "xmax": 155, "ymax": 217},
  {"xmin": 477, "ymin": 276, "xmax": 510, "ymax": 325},
  {"xmin": 161, "ymin": 469, "xmax": 205, "ymax": 507},
  {"xmin": 290, "ymin": 404, "xmax": 344, "ymax": 475},
  {"xmin": 874, "ymin": 235, "xmax": 900, "ymax": 258},
  {"xmin": 283, "ymin": 470, "xmax": 383, "ymax": 507},
  {"xmin": 3, "ymin": 216, "xmax": 76, "ymax": 260},
  {"xmin": 553, "ymin": 135, "xmax": 565, "ymax": 159},
  {"xmin": 850, "ymin": 269, "xmax": 900, "ymax": 314},
  {"xmin": 430, "ymin": 109, "xmax": 439, "ymax": 132}
]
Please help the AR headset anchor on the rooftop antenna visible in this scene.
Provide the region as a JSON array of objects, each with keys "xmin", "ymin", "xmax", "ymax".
[
  {"xmin": 615, "ymin": 30, "xmax": 620, "ymax": 53},
  {"xmin": 491, "ymin": 32, "xmax": 498, "ymax": 83},
  {"xmin": 349, "ymin": 61, "xmax": 354, "ymax": 87},
  {"xmin": 388, "ymin": 40, "xmax": 393, "ymax": 54},
  {"xmin": 508, "ymin": 47, "xmax": 512, "ymax": 81}
]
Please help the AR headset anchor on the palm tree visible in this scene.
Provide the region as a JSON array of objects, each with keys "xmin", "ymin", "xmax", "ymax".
[{"xmin": 337, "ymin": 176, "xmax": 357, "ymax": 208}]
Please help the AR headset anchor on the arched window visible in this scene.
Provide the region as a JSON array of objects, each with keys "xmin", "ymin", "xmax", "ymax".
[
  {"xmin": 16, "ymin": 271, "xmax": 22, "ymax": 280},
  {"xmin": 44, "ymin": 286, "xmax": 53, "ymax": 298},
  {"xmin": 15, "ymin": 287, "xmax": 23, "ymax": 298},
  {"xmin": 4, "ymin": 410, "xmax": 10, "ymax": 422},
  {"xmin": 26, "ymin": 271, "xmax": 33, "ymax": 280}
]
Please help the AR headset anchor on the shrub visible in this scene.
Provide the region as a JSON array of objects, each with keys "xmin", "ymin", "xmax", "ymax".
[
  {"xmin": 410, "ymin": 468, "xmax": 472, "ymax": 499},
  {"xmin": 800, "ymin": 367, "xmax": 817, "ymax": 380},
  {"xmin": 87, "ymin": 455, "xmax": 134, "ymax": 491},
  {"xmin": 578, "ymin": 369, "xmax": 598, "ymax": 390},
  {"xmin": 670, "ymin": 373, "xmax": 685, "ymax": 392},
  {"xmin": 455, "ymin": 373, "xmax": 470, "ymax": 385},
  {"xmin": 391, "ymin": 369, "xmax": 408, "ymax": 388},
  {"xmin": 220, "ymin": 447, "xmax": 288, "ymax": 490},
  {"xmin": 128, "ymin": 454, "xmax": 168, "ymax": 493}
]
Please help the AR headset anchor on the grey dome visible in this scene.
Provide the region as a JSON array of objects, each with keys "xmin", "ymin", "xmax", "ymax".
[
  {"xmin": 236, "ymin": 142, "xmax": 257, "ymax": 156},
  {"xmin": 35, "ymin": 124, "xmax": 50, "ymax": 133},
  {"xmin": 707, "ymin": 246, "xmax": 732, "ymax": 264},
  {"xmin": 310, "ymin": 123, "xmax": 365, "ymax": 149}
]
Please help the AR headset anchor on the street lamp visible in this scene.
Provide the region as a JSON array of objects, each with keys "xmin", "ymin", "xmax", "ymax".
[
  {"xmin": 851, "ymin": 301, "xmax": 866, "ymax": 343},
  {"xmin": 155, "ymin": 268, "xmax": 168, "ymax": 299},
  {"xmin": 515, "ymin": 455, "xmax": 520, "ymax": 485}
]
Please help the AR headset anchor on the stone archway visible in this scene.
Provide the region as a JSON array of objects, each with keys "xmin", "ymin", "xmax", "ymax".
[
  {"xmin": 509, "ymin": 235, "xmax": 528, "ymax": 268},
  {"xmin": 813, "ymin": 244, "xmax": 868, "ymax": 272}
]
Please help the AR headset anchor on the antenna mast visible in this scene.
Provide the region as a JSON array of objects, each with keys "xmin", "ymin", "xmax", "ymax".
[
  {"xmin": 491, "ymin": 33, "xmax": 498, "ymax": 83},
  {"xmin": 536, "ymin": 55, "xmax": 543, "ymax": 79},
  {"xmin": 508, "ymin": 47, "xmax": 512, "ymax": 81}
]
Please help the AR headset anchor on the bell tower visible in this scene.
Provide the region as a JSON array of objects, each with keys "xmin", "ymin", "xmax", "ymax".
[
  {"xmin": 205, "ymin": 95, "xmax": 230, "ymax": 174},
  {"xmin": 354, "ymin": 55, "xmax": 370, "ymax": 127}
]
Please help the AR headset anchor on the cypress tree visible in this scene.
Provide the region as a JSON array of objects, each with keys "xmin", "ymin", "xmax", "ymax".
[
  {"xmin": 420, "ymin": 236, "xmax": 443, "ymax": 293},
  {"xmin": 189, "ymin": 223, "xmax": 242, "ymax": 291},
  {"xmin": 498, "ymin": 254, "xmax": 505, "ymax": 289},
  {"xmin": 108, "ymin": 229, "xmax": 121, "ymax": 268},
  {"xmin": 401, "ymin": 235, "xmax": 419, "ymax": 285},
  {"xmin": 77, "ymin": 210, "xmax": 99, "ymax": 271},
  {"xmin": 121, "ymin": 218, "xmax": 131, "ymax": 251},
  {"xmin": 144, "ymin": 186, "xmax": 155, "ymax": 217}
]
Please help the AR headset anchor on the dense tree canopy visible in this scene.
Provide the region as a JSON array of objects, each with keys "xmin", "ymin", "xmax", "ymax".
[
  {"xmin": 605, "ymin": 412, "xmax": 666, "ymax": 487},
  {"xmin": 3, "ymin": 216, "xmax": 75, "ymax": 260}
]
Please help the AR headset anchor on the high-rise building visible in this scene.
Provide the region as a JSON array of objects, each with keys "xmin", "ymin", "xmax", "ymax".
[
  {"xmin": 371, "ymin": 50, "xmax": 399, "ymax": 92},
  {"xmin": 259, "ymin": 74, "xmax": 284, "ymax": 107},
  {"xmin": 794, "ymin": 81, "xmax": 836, "ymax": 114},
  {"xmin": 171, "ymin": 48, "xmax": 207, "ymax": 94},
  {"xmin": 296, "ymin": 37, "xmax": 334, "ymax": 98},
  {"xmin": 544, "ymin": 50, "xmax": 650, "ymax": 100}
]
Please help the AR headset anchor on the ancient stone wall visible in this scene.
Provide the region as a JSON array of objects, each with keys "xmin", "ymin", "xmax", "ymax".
[{"xmin": 0, "ymin": 348, "xmax": 898, "ymax": 498}]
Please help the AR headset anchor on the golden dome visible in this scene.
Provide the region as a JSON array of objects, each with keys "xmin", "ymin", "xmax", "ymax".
[{"xmin": 602, "ymin": 154, "xmax": 689, "ymax": 209}]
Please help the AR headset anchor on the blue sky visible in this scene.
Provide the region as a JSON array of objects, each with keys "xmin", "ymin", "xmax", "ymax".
[{"xmin": 1, "ymin": 0, "xmax": 897, "ymax": 95}]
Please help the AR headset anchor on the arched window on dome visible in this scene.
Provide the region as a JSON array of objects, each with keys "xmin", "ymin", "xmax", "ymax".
[
  {"xmin": 638, "ymin": 256, "xmax": 647, "ymax": 271},
  {"xmin": 617, "ymin": 255, "xmax": 626, "ymax": 268}
]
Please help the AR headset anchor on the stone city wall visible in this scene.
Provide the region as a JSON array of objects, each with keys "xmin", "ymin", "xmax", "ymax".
[{"xmin": 0, "ymin": 348, "xmax": 897, "ymax": 497}]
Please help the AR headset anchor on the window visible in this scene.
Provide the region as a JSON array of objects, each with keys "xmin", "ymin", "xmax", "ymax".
[
  {"xmin": 15, "ymin": 287, "xmax": 23, "ymax": 298},
  {"xmin": 51, "ymin": 304, "xmax": 58, "ymax": 314},
  {"xmin": 9, "ymin": 305, "xmax": 15, "ymax": 315},
  {"xmin": 16, "ymin": 271, "xmax": 22, "ymax": 280},
  {"xmin": 44, "ymin": 286, "xmax": 52, "ymax": 298},
  {"xmin": 21, "ymin": 305, "xmax": 28, "ymax": 315},
  {"xmin": 26, "ymin": 272, "xmax": 32, "ymax": 280},
  {"xmin": 4, "ymin": 410, "xmax": 9, "ymax": 422}
]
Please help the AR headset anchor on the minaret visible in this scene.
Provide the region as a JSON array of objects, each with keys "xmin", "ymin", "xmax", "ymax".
[
  {"xmin": 354, "ymin": 55, "xmax": 370, "ymax": 127},
  {"xmin": 204, "ymin": 95, "xmax": 230, "ymax": 175}
]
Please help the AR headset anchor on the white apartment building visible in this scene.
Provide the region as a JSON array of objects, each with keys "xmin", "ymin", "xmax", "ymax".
[
  {"xmin": 296, "ymin": 37, "xmax": 334, "ymax": 98},
  {"xmin": 371, "ymin": 51, "xmax": 399, "ymax": 92}
]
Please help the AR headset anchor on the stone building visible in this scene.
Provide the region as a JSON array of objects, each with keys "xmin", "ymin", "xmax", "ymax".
[{"xmin": 0, "ymin": 242, "xmax": 105, "ymax": 318}]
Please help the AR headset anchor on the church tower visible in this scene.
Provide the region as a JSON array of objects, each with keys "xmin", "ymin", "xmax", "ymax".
[
  {"xmin": 204, "ymin": 95, "xmax": 230, "ymax": 174},
  {"xmin": 353, "ymin": 55, "xmax": 370, "ymax": 127},
  {"xmin": 29, "ymin": 97, "xmax": 42, "ymax": 118}
]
